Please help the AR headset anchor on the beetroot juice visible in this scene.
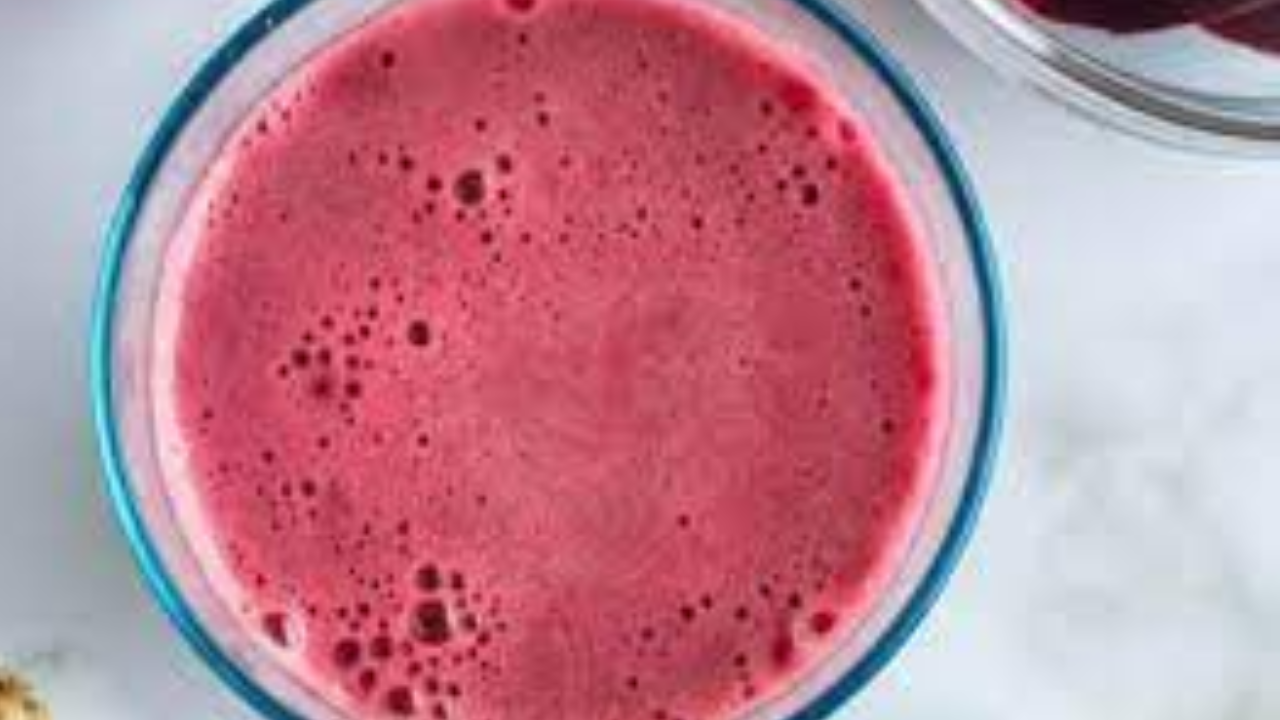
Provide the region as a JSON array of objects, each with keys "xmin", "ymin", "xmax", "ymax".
[{"xmin": 155, "ymin": 0, "xmax": 949, "ymax": 717}]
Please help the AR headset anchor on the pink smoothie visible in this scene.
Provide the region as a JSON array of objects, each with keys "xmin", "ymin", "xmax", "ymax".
[{"xmin": 156, "ymin": 0, "xmax": 947, "ymax": 717}]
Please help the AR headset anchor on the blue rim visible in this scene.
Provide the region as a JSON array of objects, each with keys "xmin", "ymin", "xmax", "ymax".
[{"xmin": 89, "ymin": 0, "xmax": 1006, "ymax": 718}]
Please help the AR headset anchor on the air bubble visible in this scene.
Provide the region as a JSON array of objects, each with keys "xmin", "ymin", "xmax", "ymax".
[
  {"xmin": 417, "ymin": 564, "xmax": 442, "ymax": 592},
  {"xmin": 334, "ymin": 638, "xmax": 362, "ymax": 669},
  {"xmin": 771, "ymin": 633, "xmax": 796, "ymax": 668},
  {"xmin": 454, "ymin": 170, "xmax": 486, "ymax": 205},
  {"xmin": 801, "ymin": 183, "xmax": 820, "ymax": 206},
  {"xmin": 261, "ymin": 611, "xmax": 300, "ymax": 649},
  {"xmin": 371, "ymin": 635, "xmax": 395, "ymax": 660},
  {"xmin": 809, "ymin": 610, "xmax": 837, "ymax": 635},
  {"xmin": 412, "ymin": 599, "xmax": 452, "ymax": 645},
  {"xmin": 358, "ymin": 669, "xmax": 379, "ymax": 694},
  {"xmin": 407, "ymin": 320, "xmax": 432, "ymax": 347},
  {"xmin": 460, "ymin": 611, "xmax": 479, "ymax": 632},
  {"xmin": 384, "ymin": 685, "xmax": 418, "ymax": 716}
]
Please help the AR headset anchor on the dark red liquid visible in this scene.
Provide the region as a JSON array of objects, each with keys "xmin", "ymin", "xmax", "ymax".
[
  {"xmin": 1207, "ymin": 5, "xmax": 1280, "ymax": 52},
  {"xmin": 155, "ymin": 0, "xmax": 948, "ymax": 717},
  {"xmin": 1014, "ymin": 0, "xmax": 1280, "ymax": 52}
]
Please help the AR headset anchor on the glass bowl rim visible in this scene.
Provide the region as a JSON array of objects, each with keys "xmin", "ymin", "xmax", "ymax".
[{"xmin": 89, "ymin": 0, "xmax": 1007, "ymax": 717}]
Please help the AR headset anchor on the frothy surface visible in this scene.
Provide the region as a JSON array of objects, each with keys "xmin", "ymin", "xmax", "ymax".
[{"xmin": 158, "ymin": 0, "xmax": 947, "ymax": 717}]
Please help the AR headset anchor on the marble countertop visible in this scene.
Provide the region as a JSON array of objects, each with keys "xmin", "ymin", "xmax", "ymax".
[{"xmin": 1, "ymin": 0, "xmax": 1278, "ymax": 718}]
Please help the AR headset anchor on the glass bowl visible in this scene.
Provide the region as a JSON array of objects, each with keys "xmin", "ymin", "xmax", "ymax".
[
  {"xmin": 918, "ymin": 0, "xmax": 1280, "ymax": 155},
  {"xmin": 90, "ymin": 0, "xmax": 1005, "ymax": 717}
]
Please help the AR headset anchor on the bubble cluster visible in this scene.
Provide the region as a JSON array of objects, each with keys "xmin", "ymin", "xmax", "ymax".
[{"xmin": 238, "ymin": 546, "xmax": 514, "ymax": 718}]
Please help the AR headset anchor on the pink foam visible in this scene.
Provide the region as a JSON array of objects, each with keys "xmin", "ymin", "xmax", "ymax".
[{"xmin": 158, "ymin": 0, "xmax": 948, "ymax": 717}]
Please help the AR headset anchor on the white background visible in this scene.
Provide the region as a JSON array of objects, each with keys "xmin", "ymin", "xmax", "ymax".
[{"xmin": 1, "ymin": 1, "xmax": 1278, "ymax": 718}]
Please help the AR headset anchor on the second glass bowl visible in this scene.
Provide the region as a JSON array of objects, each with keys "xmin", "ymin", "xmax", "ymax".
[{"xmin": 918, "ymin": 0, "xmax": 1280, "ymax": 154}]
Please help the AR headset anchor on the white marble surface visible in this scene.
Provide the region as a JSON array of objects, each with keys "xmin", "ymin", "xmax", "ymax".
[{"xmin": 2, "ymin": 0, "xmax": 1279, "ymax": 718}]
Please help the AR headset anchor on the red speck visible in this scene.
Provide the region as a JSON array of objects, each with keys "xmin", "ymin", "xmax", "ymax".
[
  {"xmin": 779, "ymin": 77, "xmax": 818, "ymax": 113},
  {"xmin": 385, "ymin": 685, "xmax": 417, "ymax": 715},
  {"xmin": 809, "ymin": 610, "xmax": 837, "ymax": 636},
  {"xmin": 770, "ymin": 632, "xmax": 796, "ymax": 668}
]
